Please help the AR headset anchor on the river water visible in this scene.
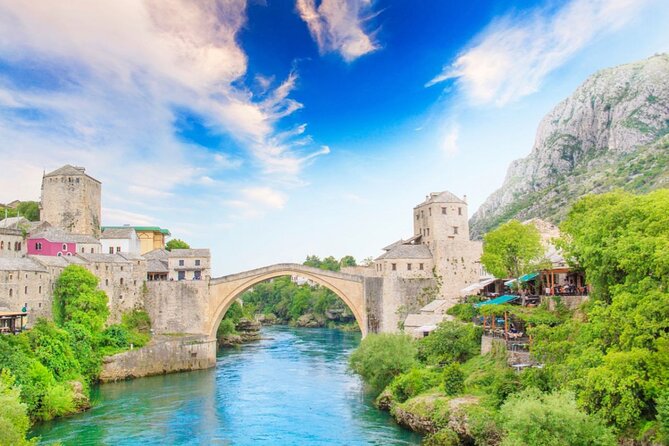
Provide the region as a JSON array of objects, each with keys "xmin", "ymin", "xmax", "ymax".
[{"xmin": 31, "ymin": 326, "xmax": 422, "ymax": 445}]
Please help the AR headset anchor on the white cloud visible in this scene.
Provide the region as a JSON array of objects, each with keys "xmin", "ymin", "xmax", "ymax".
[
  {"xmin": 428, "ymin": 0, "xmax": 654, "ymax": 106},
  {"xmin": 103, "ymin": 208, "xmax": 156, "ymax": 226},
  {"xmin": 242, "ymin": 187, "xmax": 288, "ymax": 209},
  {"xmin": 296, "ymin": 0, "xmax": 379, "ymax": 62},
  {"xmin": 0, "ymin": 0, "xmax": 328, "ymax": 211},
  {"xmin": 441, "ymin": 125, "xmax": 459, "ymax": 157}
]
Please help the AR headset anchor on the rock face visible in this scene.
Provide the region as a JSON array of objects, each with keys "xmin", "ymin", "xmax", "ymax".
[{"xmin": 470, "ymin": 54, "xmax": 669, "ymax": 238}]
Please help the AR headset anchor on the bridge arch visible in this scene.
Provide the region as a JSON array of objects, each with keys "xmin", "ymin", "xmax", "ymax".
[{"xmin": 207, "ymin": 264, "xmax": 367, "ymax": 339}]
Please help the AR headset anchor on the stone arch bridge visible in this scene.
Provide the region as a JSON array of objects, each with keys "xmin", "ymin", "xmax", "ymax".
[{"xmin": 207, "ymin": 263, "xmax": 369, "ymax": 338}]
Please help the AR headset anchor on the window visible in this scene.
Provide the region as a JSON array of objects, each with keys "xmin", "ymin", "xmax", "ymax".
[
  {"xmin": 24, "ymin": 286, "xmax": 27, "ymax": 294},
  {"xmin": 90, "ymin": 248, "xmax": 94, "ymax": 253},
  {"xmin": 105, "ymin": 279, "xmax": 109, "ymax": 286},
  {"xmin": 391, "ymin": 263, "xmax": 397, "ymax": 271},
  {"xmin": 39, "ymin": 286, "xmax": 42, "ymax": 293},
  {"xmin": 429, "ymin": 208, "xmax": 432, "ymax": 216},
  {"xmin": 195, "ymin": 259, "xmax": 201, "ymax": 266},
  {"xmin": 109, "ymin": 247, "xmax": 114, "ymax": 254},
  {"xmin": 57, "ymin": 252, "xmax": 62, "ymax": 257},
  {"xmin": 407, "ymin": 263, "xmax": 412, "ymax": 271},
  {"xmin": 458, "ymin": 207, "xmax": 462, "ymax": 216},
  {"xmin": 421, "ymin": 210, "xmax": 424, "ymax": 218},
  {"xmin": 62, "ymin": 243, "xmax": 67, "ymax": 250},
  {"xmin": 9, "ymin": 289, "xmax": 12, "ymax": 297},
  {"xmin": 426, "ymin": 228, "xmax": 430, "ymax": 236},
  {"xmin": 120, "ymin": 278, "xmax": 124, "ymax": 285},
  {"xmin": 178, "ymin": 271, "xmax": 186, "ymax": 281},
  {"xmin": 7, "ymin": 243, "xmax": 11, "ymax": 251},
  {"xmin": 419, "ymin": 263, "xmax": 424, "ymax": 270},
  {"xmin": 194, "ymin": 270, "xmax": 202, "ymax": 280},
  {"xmin": 116, "ymin": 246, "xmax": 121, "ymax": 253},
  {"xmin": 415, "ymin": 214, "xmax": 419, "ymax": 220},
  {"xmin": 66, "ymin": 252, "xmax": 72, "ymax": 256},
  {"xmin": 442, "ymin": 207, "xmax": 446, "ymax": 215},
  {"xmin": 0, "ymin": 241, "xmax": 3, "ymax": 249},
  {"xmin": 179, "ymin": 260, "xmax": 185, "ymax": 266},
  {"xmin": 81, "ymin": 247, "xmax": 84, "ymax": 253},
  {"xmin": 120, "ymin": 266, "xmax": 124, "ymax": 271},
  {"xmin": 36, "ymin": 242, "xmax": 42, "ymax": 251},
  {"xmin": 453, "ymin": 226, "xmax": 459, "ymax": 235}
]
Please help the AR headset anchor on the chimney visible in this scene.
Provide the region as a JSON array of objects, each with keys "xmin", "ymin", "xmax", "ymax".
[{"xmin": 463, "ymin": 194, "xmax": 467, "ymax": 203}]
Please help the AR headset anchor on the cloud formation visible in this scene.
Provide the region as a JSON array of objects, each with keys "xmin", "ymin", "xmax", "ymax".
[
  {"xmin": 0, "ymin": 0, "xmax": 326, "ymax": 208},
  {"xmin": 296, "ymin": 0, "xmax": 379, "ymax": 62},
  {"xmin": 428, "ymin": 0, "xmax": 653, "ymax": 106}
]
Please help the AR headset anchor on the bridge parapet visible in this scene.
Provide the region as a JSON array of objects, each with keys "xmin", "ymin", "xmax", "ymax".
[{"xmin": 211, "ymin": 263, "xmax": 365, "ymax": 284}]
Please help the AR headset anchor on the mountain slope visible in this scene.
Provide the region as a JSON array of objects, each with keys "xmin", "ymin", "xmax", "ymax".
[{"xmin": 470, "ymin": 54, "xmax": 669, "ymax": 238}]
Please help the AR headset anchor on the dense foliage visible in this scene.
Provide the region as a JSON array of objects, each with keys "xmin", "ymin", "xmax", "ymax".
[
  {"xmin": 349, "ymin": 333, "xmax": 417, "ymax": 394},
  {"xmin": 499, "ymin": 389, "xmax": 615, "ymax": 446},
  {"xmin": 0, "ymin": 265, "xmax": 152, "ymax": 443},
  {"xmin": 480, "ymin": 219, "xmax": 544, "ymax": 279},
  {"xmin": 238, "ymin": 255, "xmax": 359, "ymax": 327},
  {"xmin": 165, "ymin": 239, "xmax": 190, "ymax": 251},
  {"xmin": 350, "ymin": 190, "xmax": 669, "ymax": 445}
]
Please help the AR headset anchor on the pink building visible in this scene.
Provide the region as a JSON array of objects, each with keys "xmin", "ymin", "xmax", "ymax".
[
  {"xmin": 27, "ymin": 238, "xmax": 76, "ymax": 257},
  {"xmin": 27, "ymin": 227, "xmax": 101, "ymax": 257}
]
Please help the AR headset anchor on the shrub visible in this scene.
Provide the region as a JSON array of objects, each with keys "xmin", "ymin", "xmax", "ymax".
[
  {"xmin": 389, "ymin": 367, "xmax": 441, "ymax": 402},
  {"xmin": 423, "ymin": 428, "xmax": 459, "ymax": 446},
  {"xmin": 500, "ymin": 388, "xmax": 615, "ymax": 446},
  {"xmin": 217, "ymin": 319, "xmax": 237, "ymax": 337},
  {"xmin": 101, "ymin": 324, "xmax": 130, "ymax": 349},
  {"xmin": 349, "ymin": 333, "xmax": 417, "ymax": 395},
  {"xmin": 417, "ymin": 321, "xmax": 482, "ymax": 365},
  {"xmin": 0, "ymin": 370, "xmax": 36, "ymax": 446},
  {"xmin": 441, "ymin": 363, "xmax": 465, "ymax": 396},
  {"xmin": 27, "ymin": 320, "xmax": 80, "ymax": 382},
  {"xmin": 36, "ymin": 383, "xmax": 76, "ymax": 421},
  {"xmin": 121, "ymin": 310, "xmax": 151, "ymax": 333},
  {"xmin": 446, "ymin": 303, "xmax": 477, "ymax": 323}
]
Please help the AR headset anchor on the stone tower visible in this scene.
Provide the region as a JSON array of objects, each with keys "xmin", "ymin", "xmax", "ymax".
[
  {"xmin": 413, "ymin": 191, "xmax": 482, "ymax": 301},
  {"xmin": 40, "ymin": 165, "xmax": 102, "ymax": 237}
]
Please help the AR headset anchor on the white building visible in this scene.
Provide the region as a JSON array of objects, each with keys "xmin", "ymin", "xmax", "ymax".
[{"xmin": 101, "ymin": 227, "xmax": 141, "ymax": 255}]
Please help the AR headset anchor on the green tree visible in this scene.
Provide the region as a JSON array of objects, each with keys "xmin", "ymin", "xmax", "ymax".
[
  {"xmin": 481, "ymin": 219, "xmax": 544, "ymax": 279},
  {"xmin": 417, "ymin": 321, "xmax": 482, "ymax": 365},
  {"xmin": 349, "ymin": 333, "xmax": 417, "ymax": 394},
  {"xmin": 53, "ymin": 265, "xmax": 109, "ymax": 333},
  {"xmin": 15, "ymin": 201, "xmax": 40, "ymax": 221},
  {"xmin": 303, "ymin": 255, "xmax": 322, "ymax": 269},
  {"xmin": 339, "ymin": 255, "xmax": 357, "ymax": 268},
  {"xmin": 165, "ymin": 239, "xmax": 190, "ymax": 251},
  {"xmin": 500, "ymin": 388, "xmax": 615, "ymax": 446},
  {"xmin": 0, "ymin": 370, "xmax": 37, "ymax": 446}
]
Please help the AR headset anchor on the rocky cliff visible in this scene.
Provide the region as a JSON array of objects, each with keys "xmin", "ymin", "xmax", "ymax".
[{"xmin": 470, "ymin": 54, "xmax": 669, "ymax": 238}]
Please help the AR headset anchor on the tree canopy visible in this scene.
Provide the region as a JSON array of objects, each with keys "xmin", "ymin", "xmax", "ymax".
[
  {"xmin": 481, "ymin": 219, "xmax": 544, "ymax": 279},
  {"xmin": 53, "ymin": 265, "xmax": 109, "ymax": 333},
  {"xmin": 0, "ymin": 201, "xmax": 40, "ymax": 222},
  {"xmin": 165, "ymin": 239, "xmax": 190, "ymax": 251}
]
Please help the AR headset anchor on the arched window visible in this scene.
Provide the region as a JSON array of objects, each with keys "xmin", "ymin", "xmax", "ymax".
[
  {"xmin": 24, "ymin": 286, "xmax": 27, "ymax": 294},
  {"xmin": 120, "ymin": 278, "xmax": 124, "ymax": 285},
  {"xmin": 62, "ymin": 243, "xmax": 67, "ymax": 251},
  {"xmin": 9, "ymin": 289, "xmax": 12, "ymax": 297},
  {"xmin": 57, "ymin": 252, "xmax": 62, "ymax": 257},
  {"xmin": 16, "ymin": 242, "xmax": 21, "ymax": 251},
  {"xmin": 39, "ymin": 286, "xmax": 42, "ymax": 294},
  {"xmin": 66, "ymin": 252, "xmax": 72, "ymax": 256}
]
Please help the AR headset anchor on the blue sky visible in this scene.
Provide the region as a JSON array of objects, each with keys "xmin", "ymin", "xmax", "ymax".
[{"xmin": 1, "ymin": 0, "xmax": 669, "ymax": 274}]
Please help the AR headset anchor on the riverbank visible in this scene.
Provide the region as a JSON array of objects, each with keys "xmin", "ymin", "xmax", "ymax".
[{"xmin": 31, "ymin": 326, "xmax": 423, "ymax": 445}]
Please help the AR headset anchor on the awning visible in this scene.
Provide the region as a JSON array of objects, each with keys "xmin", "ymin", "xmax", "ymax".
[
  {"xmin": 414, "ymin": 324, "xmax": 438, "ymax": 333},
  {"xmin": 460, "ymin": 277, "xmax": 496, "ymax": 294},
  {"xmin": 504, "ymin": 272, "xmax": 539, "ymax": 286},
  {"xmin": 519, "ymin": 272, "xmax": 539, "ymax": 282},
  {"xmin": 474, "ymin": 294, "xmax": 519, "ymax": 308}
]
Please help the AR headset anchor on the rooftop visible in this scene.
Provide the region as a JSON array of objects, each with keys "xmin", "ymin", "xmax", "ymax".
[
  {"xmin": 102, "ymin": 226, "xmax": 171, "ymax": 236},
  {"xmin": 146, "ymin": 259, "xmax": 168, "ymax": 273},
  {"xmin": 168, "ymin": 248, "xmax": 210, "ymax": 258},
  {"xmin": 30, "ymin": 227, "xmax": 99, "ymax": 244},
  {"xmin": 101, "ymin": 227, "xmax": 136, "ymax": 239},
  {"xmin": 143, "ymin": 248, "xmax": 168, "ymax": 260},
  {"xmin": 78, "ymin": 253, "xmax": 132, "ymax": 264},
  {"xmin": 0, "ymin": 257, "xmax": 47, "ymax": 272},
  {"xmin": 414, "ymin": 191, "xmax": 466, "ymax": 208},
  {"xmin": 376, "ymin": 243, "xmax": 432, "ymax": 260},
  {"xmin": 44, "ymin": 164, "xmax": 100, "ymax": 183}
]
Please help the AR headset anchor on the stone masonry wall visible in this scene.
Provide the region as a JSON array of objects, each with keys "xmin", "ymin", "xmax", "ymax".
[
  {"xmin": 99, "ymin": 335, "xmax": 216, "ymax": 382},
  {"xmin": 380, "ymin": 276, "xmax": 437, "ymax": 333},
  {"xmin": 145, "ymin": 280, "xmax": 210, "ymax": 335}
]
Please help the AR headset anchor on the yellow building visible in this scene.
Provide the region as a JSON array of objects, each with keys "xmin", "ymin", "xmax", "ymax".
[{"xmin": 102, "ymin": 226, "xmax": 170, "ymax": 255}]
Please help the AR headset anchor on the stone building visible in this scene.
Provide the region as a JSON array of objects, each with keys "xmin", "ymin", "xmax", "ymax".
[
  {"xmin": 40, "ymin": 165, "xmax": 102, "ymax": 237},
  {"xmin": 0, "ymin": 257, "xmax": 53, "ymax": 322},
  {"xmin": 167, "ymin": 249, "xmax": 210, "ymax": 281},
  {"xmin": 411, "ymin": 192, "xmax": 482, "ymax": 301},
  {"xmin": 0, "ymin": 227, "xmax": 26, "ymax": 258}
]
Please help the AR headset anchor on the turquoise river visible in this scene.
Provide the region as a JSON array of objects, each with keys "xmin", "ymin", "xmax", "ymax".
[{"xmin": 31, "ymin": 326, "xmax": 423, "ymax": 445}]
